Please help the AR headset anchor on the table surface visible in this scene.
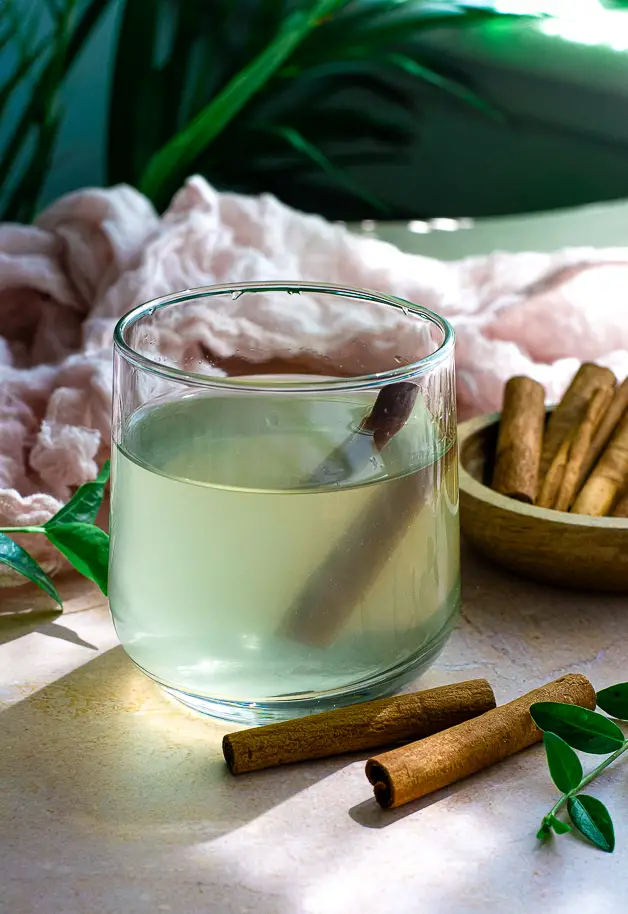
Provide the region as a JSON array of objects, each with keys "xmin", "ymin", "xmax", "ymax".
[
  {"xmin": 5, "ymin": 205, "xmax": 628, "ymax": 913},
  {"xmin": 3, "ymin": 541, "xmax": 628, "ymax": 914}
]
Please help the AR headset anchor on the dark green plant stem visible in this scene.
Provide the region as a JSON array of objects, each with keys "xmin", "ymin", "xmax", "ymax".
[
  {"xmin": 541, "ymin": 741, "xmax": 628, "ymax": 830},
  {"xmin": 0, "ymin": 527, "xmax": 45, "ymax": 535}
]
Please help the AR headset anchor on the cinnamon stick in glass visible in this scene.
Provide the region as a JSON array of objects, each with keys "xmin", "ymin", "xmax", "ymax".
[
  {"xmin": 539, "ymin": 363, "xmax": 616, "ymax": 478},
  {"xmin": 572, "ymin": 410, "xmax": 628, "ymax": 515},
  {"xmin": 492, "ymin": 376, "xmax": 545, "ymax": 503},
  {"xmin": 223, "ymin": 679, "xmax": 495, "ymax": 774},
  {"xmin": 366, "ymin": 673, "xmax": 595, "ymax": 809},
  {"xmin": 279, "ymin": 381, "xmax": 453, "ymax": 647}
]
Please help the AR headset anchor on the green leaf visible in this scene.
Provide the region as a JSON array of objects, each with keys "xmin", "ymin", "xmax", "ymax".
[
  {"xmin": 107, "ymin": 0, "xmax": 163, "ymax": 185},
  {"xmin": 0, "ymin": 36, "xmax": 47, "ymax": 122},
  {"xmin": 266, "ymin": 125, "xmax": 389, "ymax": 213},
  {"xmin": 536, "ymin": 822, "xmax": 551, "ymax": 841},
  {"xmin": 0, "ymin": 0, "xmax": 107, "ymax": 221},
  {"xmin": 45, "ymin": 523, "xmax": 109, "ymax": 596},
  {"xmin": 597, "ymin": 683, "xmax": 628, "ymax": 721},
  {"xmin": 385, "ymin": 52, "xmax": 505, "ymax": 122},
  {"xmin": 568, "ymin": 795, "xmax": 615, "ymax": 853},
  {"xmin": 0, "ymin": 532, "xmax": 61, "ymax": 606},
  {"xmin": 46, "ymin": 461, "xmax": 110, "ymax": 527},
  {"xmin": 139, "ymin": 0, "xmax": 347, "ymax": 203},
  {"xmin": 295, "ymin": 2, "xmax": 536, "ymax": 68},
  {"xmin": 531, "ymin": 702, "xmax": 625, "ymax": 755},
  {"xmin": 549, "ymin": 815, "xmax": 572, "ymax": 835},
  {"xmin": 65, "ymin": 0, "xmax": 109, "ymax": 72},
  {"xmin": 543, "ymin": 732, "xmax": 583, "ymax": 794}
]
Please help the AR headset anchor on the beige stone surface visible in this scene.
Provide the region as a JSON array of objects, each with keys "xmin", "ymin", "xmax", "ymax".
[{"xmin": 2, "ymin": 542, "xmax": 628, "ymax": 914}]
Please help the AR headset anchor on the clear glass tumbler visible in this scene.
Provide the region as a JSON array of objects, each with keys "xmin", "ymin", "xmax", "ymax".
[{"xmin": 110, "ymin": 282, "xmax": 459, "ymax": 723}]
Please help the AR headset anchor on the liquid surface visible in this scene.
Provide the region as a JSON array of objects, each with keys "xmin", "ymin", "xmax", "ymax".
[{"xmin": 109, "ymin": 391, "xmax": 460, "ymax": 715}]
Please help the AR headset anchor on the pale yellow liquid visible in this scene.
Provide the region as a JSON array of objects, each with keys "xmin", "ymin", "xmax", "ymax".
[{"xmin": 109, "ymin": 391, "xmax": 460, "ymax": 719}]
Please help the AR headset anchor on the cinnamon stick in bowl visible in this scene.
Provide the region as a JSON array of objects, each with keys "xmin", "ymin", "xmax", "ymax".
[
  {"xmin": 575, "ymin": 377, "xmax": 628, "ymax": 493},
  {"xmin": 572, "ymin": 410, "xmax": 628, "ymax": 515},
  {"xmin": 553, "ymin": 386, "xmax": 612, "ymax": 512},
  {"xmin": 536, "ymin": 433, "xmax": 573, "ymax": 510},
  {"xmin": 539, "ymin": 362, "xmax": 616, "ymax": 479},
  {"xmin": 223, "ymin": 679, "xmax": 495, "ymax": 774},
  {"xmin": 366, "ymin": 673, "xmax": 595, "ymax": 809},
  {"xmin": 612, "ymin": 487, "xmax": 628, "ymax": 517},
  {"xmin": 492, "ymin": 376, "xmax": 545, "ymax": 503}
]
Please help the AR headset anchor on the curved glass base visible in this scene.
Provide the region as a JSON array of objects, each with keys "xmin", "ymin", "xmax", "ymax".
[{"xmin": 144, "ymin": 612, "xmax": 458, "ymax": 725}]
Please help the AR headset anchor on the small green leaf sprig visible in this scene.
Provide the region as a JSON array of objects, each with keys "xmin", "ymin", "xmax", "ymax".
[
  {"xmin": 0, "ymin": 462, "xmax": 110, "ymax": 606},
  {"xmin": 531, "ymin": 684, "xmax": 628, "ymax": 853}
]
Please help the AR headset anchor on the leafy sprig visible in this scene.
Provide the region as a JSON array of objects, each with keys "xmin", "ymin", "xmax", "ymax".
[
  {"xmin": 0, "ymin": 461, "xmax": 110, "ymax": 605},
  {"xmin": 531, "ymin": 685, "xmax": 628, "ymax": 853}
]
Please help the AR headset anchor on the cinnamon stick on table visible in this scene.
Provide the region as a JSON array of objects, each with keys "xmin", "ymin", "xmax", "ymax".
[
  {"xmin": 365, "ymin": 673, "xmax": 595, "ymax": 809},
  {"xmin": 492, "ymin": 376, "xmax": 545, "ymax": 503},
  {"xmin": 572, "ymin": 409, "xmax": 628, "ymax": 515},
  {"xmin": 539, "ymin": 363, "xmax": 616, "ymax": 479},
  {"xmin": 223, "ymin": 680, "xmax": 496, "ymax": 774}
]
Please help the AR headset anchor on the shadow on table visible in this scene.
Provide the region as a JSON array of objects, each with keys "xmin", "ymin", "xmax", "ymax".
[
  {"xmin": 455, "ymin": 539, "xmax": 628, "ymax": 688},
  {"xmin": 0, "ymin": 574, "xmax": 105, "ymax": 649},
  {"xmin": 2, "ymin": 645, "xmax": 362, "ymax": 839},
  {"xmin": 0, "ymin": 610, "xmax": 98, "ymax": 649},
  {"xmin": 5, "ymin": 546, "xmax": 628, "ymax": 912}
]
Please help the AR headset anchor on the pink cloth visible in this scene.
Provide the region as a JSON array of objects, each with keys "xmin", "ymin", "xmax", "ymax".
[{"xmin": 2, "ymin": 175, "xmax": 628, "ymax": 572}]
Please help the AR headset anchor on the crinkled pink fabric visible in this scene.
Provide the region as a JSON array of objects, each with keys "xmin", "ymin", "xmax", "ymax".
[{"xmin": 2, "ymin": 174, "xmax": 628, "ymax": 573}]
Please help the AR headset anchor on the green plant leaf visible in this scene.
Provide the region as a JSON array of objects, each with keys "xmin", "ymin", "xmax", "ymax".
[
  {"xmin": 107, "ymin": 0, "xmax": 163, "ymax": 186},
  {"xmin": 45, "ymin": 523, "xmax": 109, "ymax": 596},
  {"xmin": 266, "ymin": 125, "xmax": 389, "ymax": 213},
  {"xmin": 549, "ymin": 815, "xmax": 572, "ymax": 835},
  {"xmin": 531, "ymin": 702, "xmax": 625, "ymax": 754},
  {"xmin": 597, "ymin": 683, "xmax": 628, "ymax": 721},
  {"xmin": 65, "ymin": 0, "xmax": 110, "ymax": 71},
  {"xmin": 536, "ymin": 822, "xmax": 551, "ymax": 841},
  {"xmin": 139, "ymin": 0, "xmax": 347, "ymax": 203},
  {"xmin": 0, "ymin": 0, "xmax": 106, "ymax": 221},
  {"xmin": 0, "ymin": 532, "xmax": 61, "ymax": 606},
  {"xmin": 568, "ymin": 795, "xmax": 615, "ymax": 852},
  {"xmin": 2, "ymin": 107, "xmax": 63, "ymax": 223},
  {"xmin": 543, "ymin": 731, "xmax": 583, "ymax": 794},
  {"xmin": 295, "ymin": 2, "xmax": 536, "ymax": 68},
  {"xmin": 385, "ymin": 52, "xmax": 504, "ymax": 122},
  {"xmin": 0, "ymin": 36, "xmax": 47, "ymax": 121},
  {"xmin": 46, "ymin": 461, "xmax": 110, "ymax": 527}
]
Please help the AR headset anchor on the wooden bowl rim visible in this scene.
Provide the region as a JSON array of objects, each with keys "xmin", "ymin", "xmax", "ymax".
[{"xmin": 459, "ymin": 411, "xmax": 628, "ymax": 531}]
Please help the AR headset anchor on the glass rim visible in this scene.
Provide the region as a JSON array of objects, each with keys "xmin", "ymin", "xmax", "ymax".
[{"xmin": 113, "ymin": 281, "xmax": 455, "ymax": 392}]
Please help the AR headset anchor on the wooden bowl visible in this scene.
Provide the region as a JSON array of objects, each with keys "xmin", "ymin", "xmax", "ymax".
[{"xmin": 458, "ymin": 411, "xmax": 628, "ymax": 591}]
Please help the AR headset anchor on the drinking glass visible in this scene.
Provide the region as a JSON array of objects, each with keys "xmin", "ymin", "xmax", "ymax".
[{"xmin": 110, "ymin": 282, "xmax": 459, "ymax": 723}]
